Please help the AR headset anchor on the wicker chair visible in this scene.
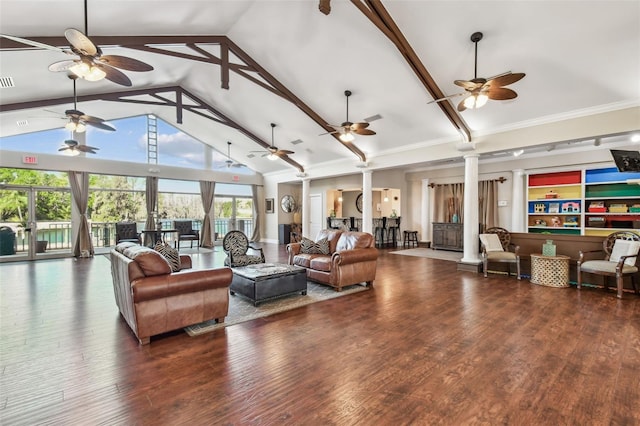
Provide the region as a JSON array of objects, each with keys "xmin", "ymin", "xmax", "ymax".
[
  {"xmin": 479, "ymin": 227, "xmax": 521, "ymax": 280},
  {"xmin": 577, "ymin": 231, "xmax": 640, "ymax": 299},
  {"xmin": 222, "ymin": 230, "xmax": 265, "ymax": 267},
  {"xmin": 115, "ymin": 221, "xmax": 141, "ymax": 245}
]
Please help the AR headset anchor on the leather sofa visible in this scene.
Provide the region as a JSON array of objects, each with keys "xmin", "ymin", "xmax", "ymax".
[
  {"xmin": 110, "ymin": 242, "xmax": 232, "ymax": 344},
  {"xmin": 286, "ymin": 229, "xmax": 378, "ymax": 291}
]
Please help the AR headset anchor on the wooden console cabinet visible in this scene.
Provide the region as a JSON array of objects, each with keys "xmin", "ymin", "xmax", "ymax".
[{"xmin": 432, "ymin": 222, "xmax": 463, "ymax": 251}]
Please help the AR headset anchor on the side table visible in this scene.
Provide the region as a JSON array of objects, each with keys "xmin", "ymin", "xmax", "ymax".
[{"xmin": 530, "ymin": 253, "xmax": 570, "ymax": 288}]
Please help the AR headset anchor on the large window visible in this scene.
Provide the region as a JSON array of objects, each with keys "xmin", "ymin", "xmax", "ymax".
[{"xmin": 1, "ymin": 115, "xmax": 255, "ymax": 175}]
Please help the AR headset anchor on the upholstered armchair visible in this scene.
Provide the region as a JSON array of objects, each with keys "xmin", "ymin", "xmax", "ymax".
[
  {"xmin": 479, "ymin": 227, "xmax": 521, "ymax": 280},
  {"xmin": 115, "ymin": 221, "xmax": 141, "ymax": 245},
  {"xmin": 577, "ymin": 231, "xmax": 640, "ymax": 299},
  {"xmin": 222, "ymin": 230, "xmax": 265, "ymax": 267},
  {"xmin": 173, "ymin": 220, "xmax": 200, "ymax": 249}
]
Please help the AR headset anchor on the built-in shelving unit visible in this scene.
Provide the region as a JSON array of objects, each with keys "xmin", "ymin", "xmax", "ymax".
[
  {"xmin": 527, "ymin": 167, "xmax": 640, "ymax": 236},
  {"xmin": 527, "ymin": 170, "xmax": 582, "ymax": 235},
  {"xmin": 583, "ymin": 167, "xmax": 640, "ymax": 236}
]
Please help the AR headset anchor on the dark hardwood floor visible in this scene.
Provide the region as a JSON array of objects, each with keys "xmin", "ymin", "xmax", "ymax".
[{"xmin": 1, "ymin": 243, "xmax": 639, "ymax": 425}]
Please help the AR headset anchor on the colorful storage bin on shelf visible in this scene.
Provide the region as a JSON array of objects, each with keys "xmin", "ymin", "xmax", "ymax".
[
  {"xmin": 587, "ymin": 217, "xmax": 606, "ymax": 227},
  {"xmin": 609, "ymin": 204, "xmax": 628, "ymax": 213},
  {"xmin": 588, "ymin": 201, "xmax": 606, "ymax": 212},
  {"xmin": 630, "ymin": 205, "xmax": 640, "ymax": 213}
]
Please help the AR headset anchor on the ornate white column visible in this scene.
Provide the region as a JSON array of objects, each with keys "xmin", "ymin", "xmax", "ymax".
[
  {"xmin": 362, "ymin": 170, "xmax": 373, "ymax": 234},
  {"xmin": 511, "ymin": 169, "xmax": 525, "ymax": 232},
  {"xmin": 301, "ymin": 177, "xmax": 310, "ymax": 237},
  {"xmin": 461, "ymin": 153, "xmax": 481, "ymax": 264},
  {"xmin": 421, "ymin": 178, "xmax": 430, "ymax": 243}
]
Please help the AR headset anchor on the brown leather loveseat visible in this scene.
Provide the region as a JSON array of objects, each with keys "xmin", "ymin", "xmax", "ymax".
[
  {"xmin": 286, "ymin": 229, "xmax": 378, "ymax": 291},
  {"xmin": 110, "ymin": 242, "xmax": 232, "ymax": 344}
]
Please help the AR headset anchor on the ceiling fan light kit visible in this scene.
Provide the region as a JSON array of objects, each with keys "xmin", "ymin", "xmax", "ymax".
[
  {"xmin": 463, "ymin": 93, "xmax": 489, "ymax": 109},
  {"xmin": 68, "ymin": 60, "xmax": 106, "ymax": 82},
  {"xmin": 65, "ymin": 119, "xmax": 86, "ymax": 133}
]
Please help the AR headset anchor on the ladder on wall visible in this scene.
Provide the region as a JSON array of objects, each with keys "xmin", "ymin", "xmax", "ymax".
[{"xmin": 147, "ymin": 114, "xmax": 158, "ymax": 164}]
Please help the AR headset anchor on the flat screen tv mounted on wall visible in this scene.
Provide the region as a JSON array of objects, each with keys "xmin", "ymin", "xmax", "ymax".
[{"xmin": 610, "ymin": 149, "xmax": 640, "ymax": 172}]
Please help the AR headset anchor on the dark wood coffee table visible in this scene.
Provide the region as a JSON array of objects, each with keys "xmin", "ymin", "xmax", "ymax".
[{"xmin": 230, "ymin": 263, "xmax": 307, "ymax": 306}]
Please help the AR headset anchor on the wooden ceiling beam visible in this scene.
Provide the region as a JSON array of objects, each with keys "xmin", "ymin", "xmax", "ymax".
[{"xmin": 352, "ymin": 0, "xmax": 472, "ymax": 143}]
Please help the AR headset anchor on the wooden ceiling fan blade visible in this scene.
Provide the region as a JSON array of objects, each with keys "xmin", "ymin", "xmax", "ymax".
[
  {"xmin": 278, "ymin": 150, "xmax": 294, "ymax": 155},
  {"xmin": 98, "ymin": 55, "xmax": 154, "ymax": 72},
  {"xmin": 84, "ymin": 120, "xmax": 116, "ymax": 131},
  {"xmin": 354, "ymin": 128, "xmax": 376, "ymax": 136},
  {"xmin": 64, "ymin": 28, "xmax": 98, "ymax": 56},
  {"xmin": 488, "ymin": 72, "xmax": 525, "ymax": 88},
  {"xmin": 487, "ymin": 87, "xmax": 518, "ymax": 100},
  {"xmin": 77, "ymin": 145, "xmax": 99, "ymax": 153},
  {"xmin": 350, "ymin": 122, "xmax": 370, "ymax": 130},
  {"xmin": 97, "ymin": 64, "xmax": 132, "ymax": 87},
  {"xmin": 1, "ymin": 34, "xmax": 70, "ymax": 53},
  {"xmin": 48, "ymin": 60, "xmax": 77, "ymax": 72}
]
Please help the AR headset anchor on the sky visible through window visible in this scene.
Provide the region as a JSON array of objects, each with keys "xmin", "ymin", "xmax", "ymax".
[{"xmin": 0, "ymin": 114, "xmax": 254, "ymax": 175}]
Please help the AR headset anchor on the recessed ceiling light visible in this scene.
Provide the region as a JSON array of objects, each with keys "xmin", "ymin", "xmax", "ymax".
[
  {"xmin": 631, "ymin": 134, "xmax": 640, "ymax": 143},
  {"xmin": 16, "ymin": 119, "xmax": 29, "ymax": 127},
  {"xmin": 513, "ymin": 149, "xmax": 524, "ymax": 157}
]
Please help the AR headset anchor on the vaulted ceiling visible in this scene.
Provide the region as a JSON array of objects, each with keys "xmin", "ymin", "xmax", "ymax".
[{"xmin": 1, "ymin": 1, "xmax": 638, "ymax": 177}]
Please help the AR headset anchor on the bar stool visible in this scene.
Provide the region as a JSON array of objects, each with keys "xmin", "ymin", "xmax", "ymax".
[{"xmin": 403, "ymin": 230, "xmax": 418, "ymax": 248}]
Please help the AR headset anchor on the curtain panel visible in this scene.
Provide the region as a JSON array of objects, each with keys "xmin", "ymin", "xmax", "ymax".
[
  {"xmin": 250, "ymin": 184, "xmax": 261, "ymax": 242},
  {"xmin": 199, "ymin": 181, "xmax": 215, "ymax": 248},
  {"xmin": 144, "ymin": 176, "xmax": 158, "ymax": 246},
  {"xmin": 432, "ymin": 179, "xmax": 500, "ymax": 229},
  {"xmin": 68, "ymin": 171, "xmax": 94, "ymax": 258}
]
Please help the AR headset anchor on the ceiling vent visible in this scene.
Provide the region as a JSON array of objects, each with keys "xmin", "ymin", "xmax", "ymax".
[
  {"xmin": 291, "ymin": 139, "xmax": 304, "ymax": 145},
  {"xmin": 16, "ymin": 119, "xmax": 29, "ymax": 127},
  {"xmin": 246, "ymin": 153, "xmax": 256, "ymax": 159},
  {"xmin": 0, "ymin": 77, "xmax": 15, "ymax": 88},
  {"xmin": 364, "ymin": 114, "xmax": 383, "ymax": 122}
]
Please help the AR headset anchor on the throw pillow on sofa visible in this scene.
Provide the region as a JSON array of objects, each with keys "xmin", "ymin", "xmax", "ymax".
[
  {"xmin": 300, "ymin": 237, "xmax": 330, "ymax": 254},
  {"xmin": 154, "ymin": 242, "xmax": 181, "ymax": 272}
]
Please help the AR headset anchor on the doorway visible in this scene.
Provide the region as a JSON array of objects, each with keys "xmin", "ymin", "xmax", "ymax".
[
  {"xmin": 0, "ymin": 186, "xmax": 72, "ymax": 262},
  {"xmin": 309, "ymin": 193, "xmax": 323, "ymax": 239}
]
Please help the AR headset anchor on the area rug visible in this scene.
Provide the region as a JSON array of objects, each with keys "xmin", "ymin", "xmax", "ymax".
[
  {"xmin": 390, "ymin": 248, "xmax": 462, "ymax": 262},
  {"xmin": 184, "ymin": 282, "xmax": 369, "ymax": 336}
]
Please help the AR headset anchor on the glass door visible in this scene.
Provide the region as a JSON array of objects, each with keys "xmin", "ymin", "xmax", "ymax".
[
  {"xmin": 0, "ymin": 188, "xmax": 31, "ymax": 262},
  {"xmin": 214, "ymin": 196, "xmax": 254, "ymax": 240},
  {"xmin": 0, "ymin": 186, "xmax": 72, "ymax": 262}
]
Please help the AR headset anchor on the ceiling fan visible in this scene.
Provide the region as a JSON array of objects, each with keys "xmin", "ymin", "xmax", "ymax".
[
  {"xmin": 49, "ymin": 74, "xmax": 116, "ymax": 133},
  {"xmin": 429, "ymin": 32, "xmax": 525, "ymax": 112},
  {"xmin": 219, "ymin": 141, "xmax": 245, "ymax": 168},
  {"xmin": 251, "ymin": 123, "xmax": 294, "ymax": 161},
  {"xmin": 58, "ymin": 139, "xmax": 99, "ymax": 155},
  {"xmin": 321, "ymin": 90, "xmax": 376, "ymax": 142},
  {"xmin": 0, "ymin": 0, "xmax": 153, "ymax": 87}
]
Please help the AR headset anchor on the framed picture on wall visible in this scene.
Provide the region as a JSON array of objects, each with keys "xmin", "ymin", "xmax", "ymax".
[{"xmin": 265, "ymin": 198, "xmax": 274, "ymax": 214}]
